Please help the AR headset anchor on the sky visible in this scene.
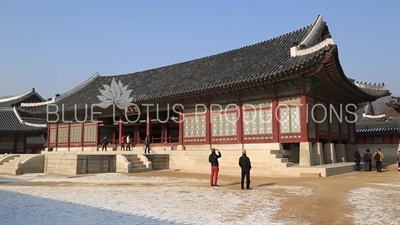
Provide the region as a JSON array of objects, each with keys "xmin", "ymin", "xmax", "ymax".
[{"xmin": 0, "ymin": 0, "xmax": 399, "ymax": 100}]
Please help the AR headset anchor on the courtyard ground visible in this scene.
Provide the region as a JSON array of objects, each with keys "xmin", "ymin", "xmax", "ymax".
[{"xmin": 0, "ymin": 164, "xmax": 399, "ymax": 225}]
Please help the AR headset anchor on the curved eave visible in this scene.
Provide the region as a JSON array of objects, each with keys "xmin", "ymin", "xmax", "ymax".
[
  {"xmin": 356, "ymin": 122, "xmax": 400, "ymax": 135},
  {"xmin": 323, "ymin": 46, "xmax": 391, "ymax": 102}
]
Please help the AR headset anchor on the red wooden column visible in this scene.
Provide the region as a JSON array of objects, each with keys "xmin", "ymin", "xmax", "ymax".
[
  {"xmin": 46, "ymin": 125, "xmax": 50, "ymax": 149},
  {"xmin": 337, "ymin": 105, "xmax": 342, "ymax": 143},
  {"xmin": 112, "ymin": 129, "xmax": 116, "ymax": 145},
  {"xmin": 314, "ymin": 97, "xmax": 320, "ymax": 141},
  {"xmin": 300, "ymin": 94, "xmax": 308, "ymax": 142},
  {"xmin": 206, "ymin": 104, "xmax": 211, "ymax": 144},
  {"xmin": 56, "ymin": 123, "xmax": 59, "ymax": 149},
  {"xmin": 67, "ymin": 123, "xmax": 71, "ymax": 149},
  {"xmin": 178, "ymin": 107, "xmax": 184, "ymax": 146},
  {"xmin": 119, "ymin": 113, "xmax": 124, "ymax": 145},
  {"xmin": 272, "ymin": 98, "xmax": 279, "ymax": 142},
  {"xmin": 162, "ymin": 123, "xmax": 168, "ymax": 143},
  {"xmin": 81, "ymin": 123, "xmax": 84, "ymax": 147},
  {"xmin": 146, "ymin": 111, "xmax": 151, "ymax": 136},
  {"xmin": 23, "ymin": 137, "xmax": 27, "ymax": 153},
  {"xmin": 134, "ymin": 125, "xmax": 140, "ymax": 144},
  {"xmin": 236, "ymin": 102, "xmax": 243, "ymax": 144},
  {"xmin": 327, "ymin": 103, "xmax": 332, "ymax": 143},
  {"xmin": 95, "ymin": 122, "xmax": 99, "ymax": 148},
  {"xmin": 13, "ymin": 137, "xmax": 17, "ymax": 153},
  {"xmin": 348, "ymin": 113, "xmax": 354, "ymax": 144}
]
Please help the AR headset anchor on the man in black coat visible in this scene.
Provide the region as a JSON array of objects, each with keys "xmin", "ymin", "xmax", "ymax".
[
  {"xmin": 144, "ymin": 135, "xmax": 151, "ymax": 154},
  {"xmin": 101, "ymin": 137, "xmax": 108, "ymax": 151},
  {"xmin": 239, "ymin": 150, "xmax": 252, "ymax": 190}
]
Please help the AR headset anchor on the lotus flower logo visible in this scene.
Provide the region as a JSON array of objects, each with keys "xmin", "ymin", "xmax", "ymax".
[{"xmin": 97, "ymin": 78, "xmax": 133, "ymax": 109}]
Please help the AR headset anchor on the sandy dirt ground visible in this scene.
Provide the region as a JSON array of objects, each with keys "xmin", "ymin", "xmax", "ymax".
[{"xmin": 1, "ymin": 164, "xmax": 399, "ymax": 225}]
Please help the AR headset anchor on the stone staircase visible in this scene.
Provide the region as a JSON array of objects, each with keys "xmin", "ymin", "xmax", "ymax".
[
  {"xmin": 0, "ymin": 154, "xmax": 33, "ymax": 174},
  {"xmin": 123, "ymin": 155, "xmax": 152, "ymax": 173},
  {"xmin": 270, "ymin": 150, "xmax": 294, "ymax": 167}
]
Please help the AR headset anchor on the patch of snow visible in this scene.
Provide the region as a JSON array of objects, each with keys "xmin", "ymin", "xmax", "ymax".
[
  {"xmin": 0, "ymin": 185, "xmax": 289, "ymax": 225},
  {"xmin": 264, "ymin": 185, "xmax": 314, "ymax": 196},
  {"xmin": 371, "ymin": 182, "xmax": 400, "ymax": 188},
  {"xmin": 346, "ymin": 184, "xmax": 400, "ymax": 225},
  {"xmin": 0, "ymin": 173, "xmax": 209, "ymax": 184},
  {"xmin": 344, "ymin": 176, "xmax": 357, "ymax": 179}
]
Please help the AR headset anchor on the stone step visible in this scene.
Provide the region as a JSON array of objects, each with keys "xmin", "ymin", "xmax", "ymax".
[
  {"xmin": 274, "ymin": 154, "xmax": 283, "ymax": 159},
  {"xmin": 129, "ymin": 168, "xmax": 152, "ymax": 173},
  {"xmin": 270, "ymin": 158, "xmax": 288, "ymax": 164},
  {"xmin": 300, "ymin": 172, "xmax": 321, "ymax": 177},
  {"xmin": 130, "ymin": 164, "xmax": 146, "ymax": 168},
  {"xmin": 127, "ymin": 158, "xmax": 142, "ymax": 163},
  {"xmin": 270, "ymin": 150, "xmax": 282, "ymax": 154},
  {"xmin": 285, "ymin": 162, "xmax": 294, "ymax": 167},
  {"xmin": 7, "ymin": 156, "xmax": 30, "ymax": 163}
]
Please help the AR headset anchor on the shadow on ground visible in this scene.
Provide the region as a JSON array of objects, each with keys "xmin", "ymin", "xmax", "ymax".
[
  {"xmin": 253, "ymin": 183, "xmax": 275, "ymax": 188},
  {"xmin": 0, "ymin": 190, "xmax": 186, "ymax": 225},
  {"xmin": 0, "ymin": 176, "xmax": 28, "ymax": 184}
]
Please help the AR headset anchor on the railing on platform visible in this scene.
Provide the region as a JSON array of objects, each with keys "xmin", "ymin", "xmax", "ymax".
[{"xmin": 102, "ymin": 136, "xmax": 180, "ymax": 145}]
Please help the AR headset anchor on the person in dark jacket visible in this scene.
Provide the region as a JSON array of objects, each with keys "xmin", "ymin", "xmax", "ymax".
[
  {"xmin": 354, "ymin": 150, "xmax": 361, "ymax": 172},
  {"xmin": 101, "ymin": 137, "xmax": 108, "ymax": 151},
  {"xmin": 209, "ymin": 148, "xmax": 221, "ymax": 187},
  {"xmin": 363, "ymin": 149, "xmax": 372, "ymax": 171},
  {"xmin": 144, "ymin": 135, "xmax": 151, "ymax": 154},
  {"xmin": 239, "ymin": 150, "xmax": 252, "ymax": 190}
]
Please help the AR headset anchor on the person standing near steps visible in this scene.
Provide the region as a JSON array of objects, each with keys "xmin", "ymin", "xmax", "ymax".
[
  {"xmin": 239, "ymin": 150, "xmax": 252, "ymax": 190},
  {"xmin": 144, "ymin": 135, "xmax": 151, "ymax": 154},
  {"xmin": 209, "ymin": 148, "xmax": 221, "ymax": 187}
]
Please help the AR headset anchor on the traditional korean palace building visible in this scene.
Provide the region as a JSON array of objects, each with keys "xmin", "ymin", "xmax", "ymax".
[
  {"xmin": 0, "ymin": 88, "xmax": 47, "ymax": 154},
  {"xmin": 18, "ymin": 15, "xmax": 393, "ymax": 176},
  {"xmin": 356, "ymin": 96, "xmax": 400, "ymax": 166}
]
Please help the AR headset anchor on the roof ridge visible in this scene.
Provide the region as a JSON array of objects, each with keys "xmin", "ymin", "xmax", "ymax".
[
  {"xmin": 352, "ymin": 80, "xmax": 387, "ymax": 91},
  {"xmin": 290, "ymin": 15, "xmax": 334, "ymax": 57},
  {"xmin": 20, "ymin": 98, "xmax": 55, "ymax": 107},
  {"xmin": 362, "ymin": 113, "xmax": 386, "ymax": 119},
  {"xmin": 55, "ymin": 72, "xmax": 100, "ymax": 102},
  {"xmin": 0, "ymin": 89, "xmax": 34, "ymax": 103},
  {"xmin": 105, "ymin": 24, "xmax": 313, "ymax": 78}
]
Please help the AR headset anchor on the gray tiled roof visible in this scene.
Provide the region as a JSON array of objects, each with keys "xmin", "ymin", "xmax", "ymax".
[
  {"xmin": 0, "ymin": 89, "xmax": 45, "ymax": 108},
  {"xmin": 0, "ymin": 108, "xmax": 47, "ymax": 133},
  {"xmin": 356, "ymin": 117, "xmax": 400, "ymax": 135},
  {"xmin": 387, "ymin": 97, "xmax": 400, "ymax": 113},
  {"xmin": 20, "ymin": 15, "xmax": 389, "ymax": 115}
]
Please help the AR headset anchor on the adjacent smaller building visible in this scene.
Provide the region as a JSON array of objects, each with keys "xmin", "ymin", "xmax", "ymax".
[
  {"xmin": 0, "ymin": 88, "xmax": 47, "ymax": 154},
  {"xmin": 355, "ymin": 97, "xmax": 400, "ymax": 165}
]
